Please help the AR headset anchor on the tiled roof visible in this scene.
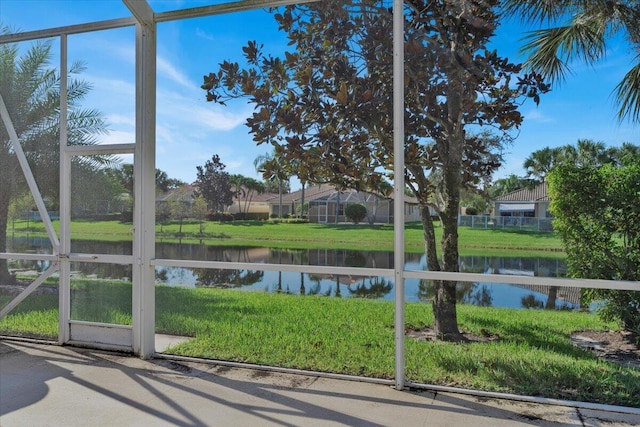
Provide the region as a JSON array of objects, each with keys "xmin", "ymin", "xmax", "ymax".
[
  {"xmin": 494, "ymin": 182, "xmax": 549, "ymax": 202},
  {"xmin": 272, "ymin": 183, "xmax": 419, "ymax": 204},
  {"xmin": 274, "ymin": 183, "xmax": 336, "ymax": 203},
  {"xmin": 234, "ymin": 190, "xmax": 279, "ymax": 203},
  {"xmin": 156, "ymin": 184, "xmax": 197, "ymax": 202}
]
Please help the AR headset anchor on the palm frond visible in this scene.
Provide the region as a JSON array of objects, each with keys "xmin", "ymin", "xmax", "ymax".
[
  {"xmin": 614, "ymin": 59, "xmax": 640, "ymax": 123},
  {"xmin": 520, "ymin": 27, "xmax": 573, "ymax": 82},
  {"xmin": 501, "ymin": 0, "xmax": 571, "ymax": 23},
  {"xmin": 521, "ymin": 19, "xmax": 606, "ymax": 82}
]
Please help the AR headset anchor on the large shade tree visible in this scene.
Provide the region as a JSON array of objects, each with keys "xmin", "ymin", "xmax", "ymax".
[
  {"xmin": 195, "ymin": 154, "xmax": 234, "ymax": 213},
  {"xmin": 503, "ymin": 0, "xmax": 640, "ymax": 122},
  {"xmin": 0, "ymin": 34, "xmax": 108, "ymax": 284},
  {"xmin": 202, "ymin": 0, "xmax": 547, "ymax": 340}
]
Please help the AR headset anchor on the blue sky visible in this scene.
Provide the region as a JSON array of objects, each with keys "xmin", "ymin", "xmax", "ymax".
[{"xmin": 1, "ymin": 0, "xmax": 638, "ymax": 188}]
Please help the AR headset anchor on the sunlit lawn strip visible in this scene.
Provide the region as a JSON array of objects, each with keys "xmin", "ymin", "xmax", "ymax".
[
  {"xmin": 156, "ymin": 287, "xmax": 637, "ymax": 407},
  {"xmin": 1, "ymin": 282, "xmax": 636, "ymax": 406},
  {"xmin": 10, "ymin": 219, "xmax": 565, "ymax": 256}
]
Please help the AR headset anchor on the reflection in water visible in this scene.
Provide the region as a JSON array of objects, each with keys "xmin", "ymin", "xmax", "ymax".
[
  {"xmin": 418, "ymin": 280, "xmax": 494, "ymax": 307},
  {"xmin": 192, "ymin": 268, "xmax": 264, "ymax": 288},
  {"xmin": 6, "ymin": 237, "xmax": 577, "ymax": 310},
  {"xmin": 348, "ymin": 277, "xmax": 393, "ymax": 299}
]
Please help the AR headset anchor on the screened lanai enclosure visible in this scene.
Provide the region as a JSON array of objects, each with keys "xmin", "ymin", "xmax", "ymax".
[{"xmin": 1, "ymin": 0, "xmax": 640, "ymax": 409}]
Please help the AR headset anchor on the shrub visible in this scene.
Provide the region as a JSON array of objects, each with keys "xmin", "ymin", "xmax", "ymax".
[
  {"xmin": 119, "ymin": 210, "xmax": 133, "ymax": 223},
  {"xmin": 345, "ymin": 203, "xmax": 367, "ymax": 224},
  {"xmin": 233, "ymin": 212, "xmax": 269, "ymax": 221},
  {"xmin": 206, "ymin": 211, "xmax": 234, "ymax": 222},
  {"xmin": 465, "ymin": 207, "xmax": 478, "ymax": 216},
  {"xmin": 549, "ymin": 163, "xmax": 640, "ymax": 343}
]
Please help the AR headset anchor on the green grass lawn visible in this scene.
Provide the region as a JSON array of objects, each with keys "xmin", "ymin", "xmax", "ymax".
[
  {"xmin": 1, "ymin": 281, "xmax": 637, "ymax": 407},
  {"xmin": 9, "ymin": 218, "xmax": 565, "ymax": 256}
]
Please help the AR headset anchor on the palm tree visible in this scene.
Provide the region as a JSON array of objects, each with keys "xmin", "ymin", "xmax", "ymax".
[
  {"xmin": 229, "ymin": 174, "xmax": 247, "ymax": 215},
  {"xmin": 562, "ymin": 139, "xmax": 609, "ymax": 167},
  {"xmin": 0, "ymin": 33, "xmax": 108, "ymax": 283},
  {"xmin": 610, "ymin": 142, "xmax": 640, "ymax": 165},
  {"xmin": 488, "ymin": 174, "xmax": 529, "ymax": 198},
  {"xmin": 523, "ymin": 146, "xmax": 564, "ymax": 182},
  {"xmin": 254, "ymin": 151, "xmax": 290, "ymax": 218},
  {"xmin": 503, "ymin": 0, "xmax": 640, "ymax": 122},
  {"xmin": 241, "ymin": 177, "xmax": 265, "ymax": 215}
]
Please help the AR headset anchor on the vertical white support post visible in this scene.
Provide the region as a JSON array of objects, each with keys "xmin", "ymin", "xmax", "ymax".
[
  {"xmin": 392, "ymin": 0, "xmax": 406, "ymax": 390},
  {"xmin": 59, "ymin": 34, "xmax": 71, "ymax": 343},
  {"xmin": 128, "ymin": 0, "xmax": 156, "ymax": 358}
]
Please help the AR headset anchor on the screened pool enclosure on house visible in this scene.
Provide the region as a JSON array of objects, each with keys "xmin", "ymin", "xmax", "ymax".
[{"xmin": 1, "ymin": 0, "xmax": 639, "ymax": 401}]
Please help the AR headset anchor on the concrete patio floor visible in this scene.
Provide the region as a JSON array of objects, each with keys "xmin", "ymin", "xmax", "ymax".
[{"xmin": 1, "ymin": 339, "xmax": 638, "ymax": 426}]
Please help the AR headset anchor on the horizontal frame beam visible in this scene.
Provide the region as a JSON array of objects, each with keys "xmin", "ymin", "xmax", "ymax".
[
  {"xmin": 0, "ymin": 253, "xmax": 58, "ymax": 262},
  {"xmin": 0, "ymin": 18, "xmax": 136, "ymax": 44},
  {"xmin": 155, "ymin": 0, "xmax": 320, "ymax": 22},
  {"xmin": 404, "ymin": 270, "xmax": 640, "ymax": 291},
  {"xmin": 64, "ymin": 144, "xmax": 136, "ymax": 156}
]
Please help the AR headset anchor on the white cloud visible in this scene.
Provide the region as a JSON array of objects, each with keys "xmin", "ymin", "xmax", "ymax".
[
  {"xmin": 157, "ymin": 87, "xmax": 250, "ymax": 132},
  {"xmin": 157, "ymin": 56, "xmax": 196, "ymax": 89},
  {"xmin": 106, "ymin": 114, "xmax": 135, "ymax": 127},
  {"xmin": 523, "ymin": 109, "xmax": 554, "ymax": 123},
  {"xmin": 195, "ymin": 28, "xmax": 215, "ymax": 42},
  {"xmin": 98, "ymin": 130, "xmax": 135, "ymax": 145},
  {"xmin": 85, "ymin": 74, "xmax": 135, "ymax": 95}
]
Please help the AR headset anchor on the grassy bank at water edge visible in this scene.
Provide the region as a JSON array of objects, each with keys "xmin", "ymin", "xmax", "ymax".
[{"xmin": 9, "ymin": 219, "xmax": 564, "ymax": 256}]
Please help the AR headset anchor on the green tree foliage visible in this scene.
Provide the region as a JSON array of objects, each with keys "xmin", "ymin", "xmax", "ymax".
[
  {"xmin": 156, "ymin": 169, "xmax": 187, "ymax": 194},
  {"xmin": 168, "ymin": 187, "xmax": 191, "ymax": 235},
  {"xmin": 523, "ymin": 146, "xmax": 564, "ymax": 182},
  {"xmin": 8, "ymin": 192, "xmax": 32, "ymax": 232},
  {"xmin": 488, "ymin": 174, "xmax": 531, "ymax": 198},
  {"xmin": 344, "ymin": 203, "xmax": 367, "ymax": 224},
  {"xmin": 461, "ymin": 189, "xmax": 490, "ymax": 215},
  {"xmin": 202, "ymin": 0, "xmax": 547, "ymax": 339},
  {"xmin": 191, "ymin": 195, "xmax": 208, "ymax": 235},
  {"xmin": 71, "ymin": 164, "xmax": 123, "ymax": 217},
  {"xmin": 548, "ymin": 163, "xmax": 640, "ymax": 341},
  {"xmin": 525, "ymin": 140, "xmax": 640, "ymax": 182},
  {"xmin": 195, "ymin": 155, "xmax": 234, "ymax": 213},
  {"xmin": 503, "ymin": 0, "xmax": 640, "ymax": 122},
  {"xmin": 1, "ymin": 33, "xmax": 108, "ymax": 282},
  {"xmin": 106, "ymin": 164, "xmax": 186, "ymax": 195},
  {"xmin": 156, "ymin": 200, "xmax": 171, "ymax": 232}
]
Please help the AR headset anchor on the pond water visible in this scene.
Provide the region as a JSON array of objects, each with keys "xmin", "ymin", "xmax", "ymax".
[{"xmin": 7, "ymin": 236, "xmax": 578, "ymax": 310}]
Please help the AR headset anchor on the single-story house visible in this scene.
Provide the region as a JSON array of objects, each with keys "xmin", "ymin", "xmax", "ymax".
[
  {"xmin": 156, "ymin": 184, "xmax": 197, "ymax": 208},
  {"xmin": 227, "ymin": 190, "xmax": 278, "ymax": 216},
  {"xmin": 492, "ymin": 182, "xmax": 550, "ymax": 218},
  {"xmin": 157, "ymin": 184, "xmax": 276, "ymax": 217},
  {"xmin": 268, "ymin": 183, "xmax": 424, "ymax": 224}
]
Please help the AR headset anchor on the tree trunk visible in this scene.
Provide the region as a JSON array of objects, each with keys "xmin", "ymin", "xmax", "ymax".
[
  {"xmin": 433, "ymin": 162, "xmax": 464, "ymax": 340},
  {"xmin": 278, "ymin": 179, "xmax": 283, "ymax": 218},
  {"xmin": 421, "ymin": 206, "xmax": 440, "ymax": 271},
  {"xmin": 369, "ymin": 197, "xmax": 378, "ymax": 225},
  {"xmin": 300, "ymin": 182, "xmax": 306, "ymax": 217},
  {"xmin": 421, "ymin": 204, "xmax": 463, "ymax": 341},
  {"xmin": 434, "ymin": 205, "xmax": 463, "ymax": 340},
  {"xmin": 545, "ymin": 286, "xmax": 558, "ymax": 310}
]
